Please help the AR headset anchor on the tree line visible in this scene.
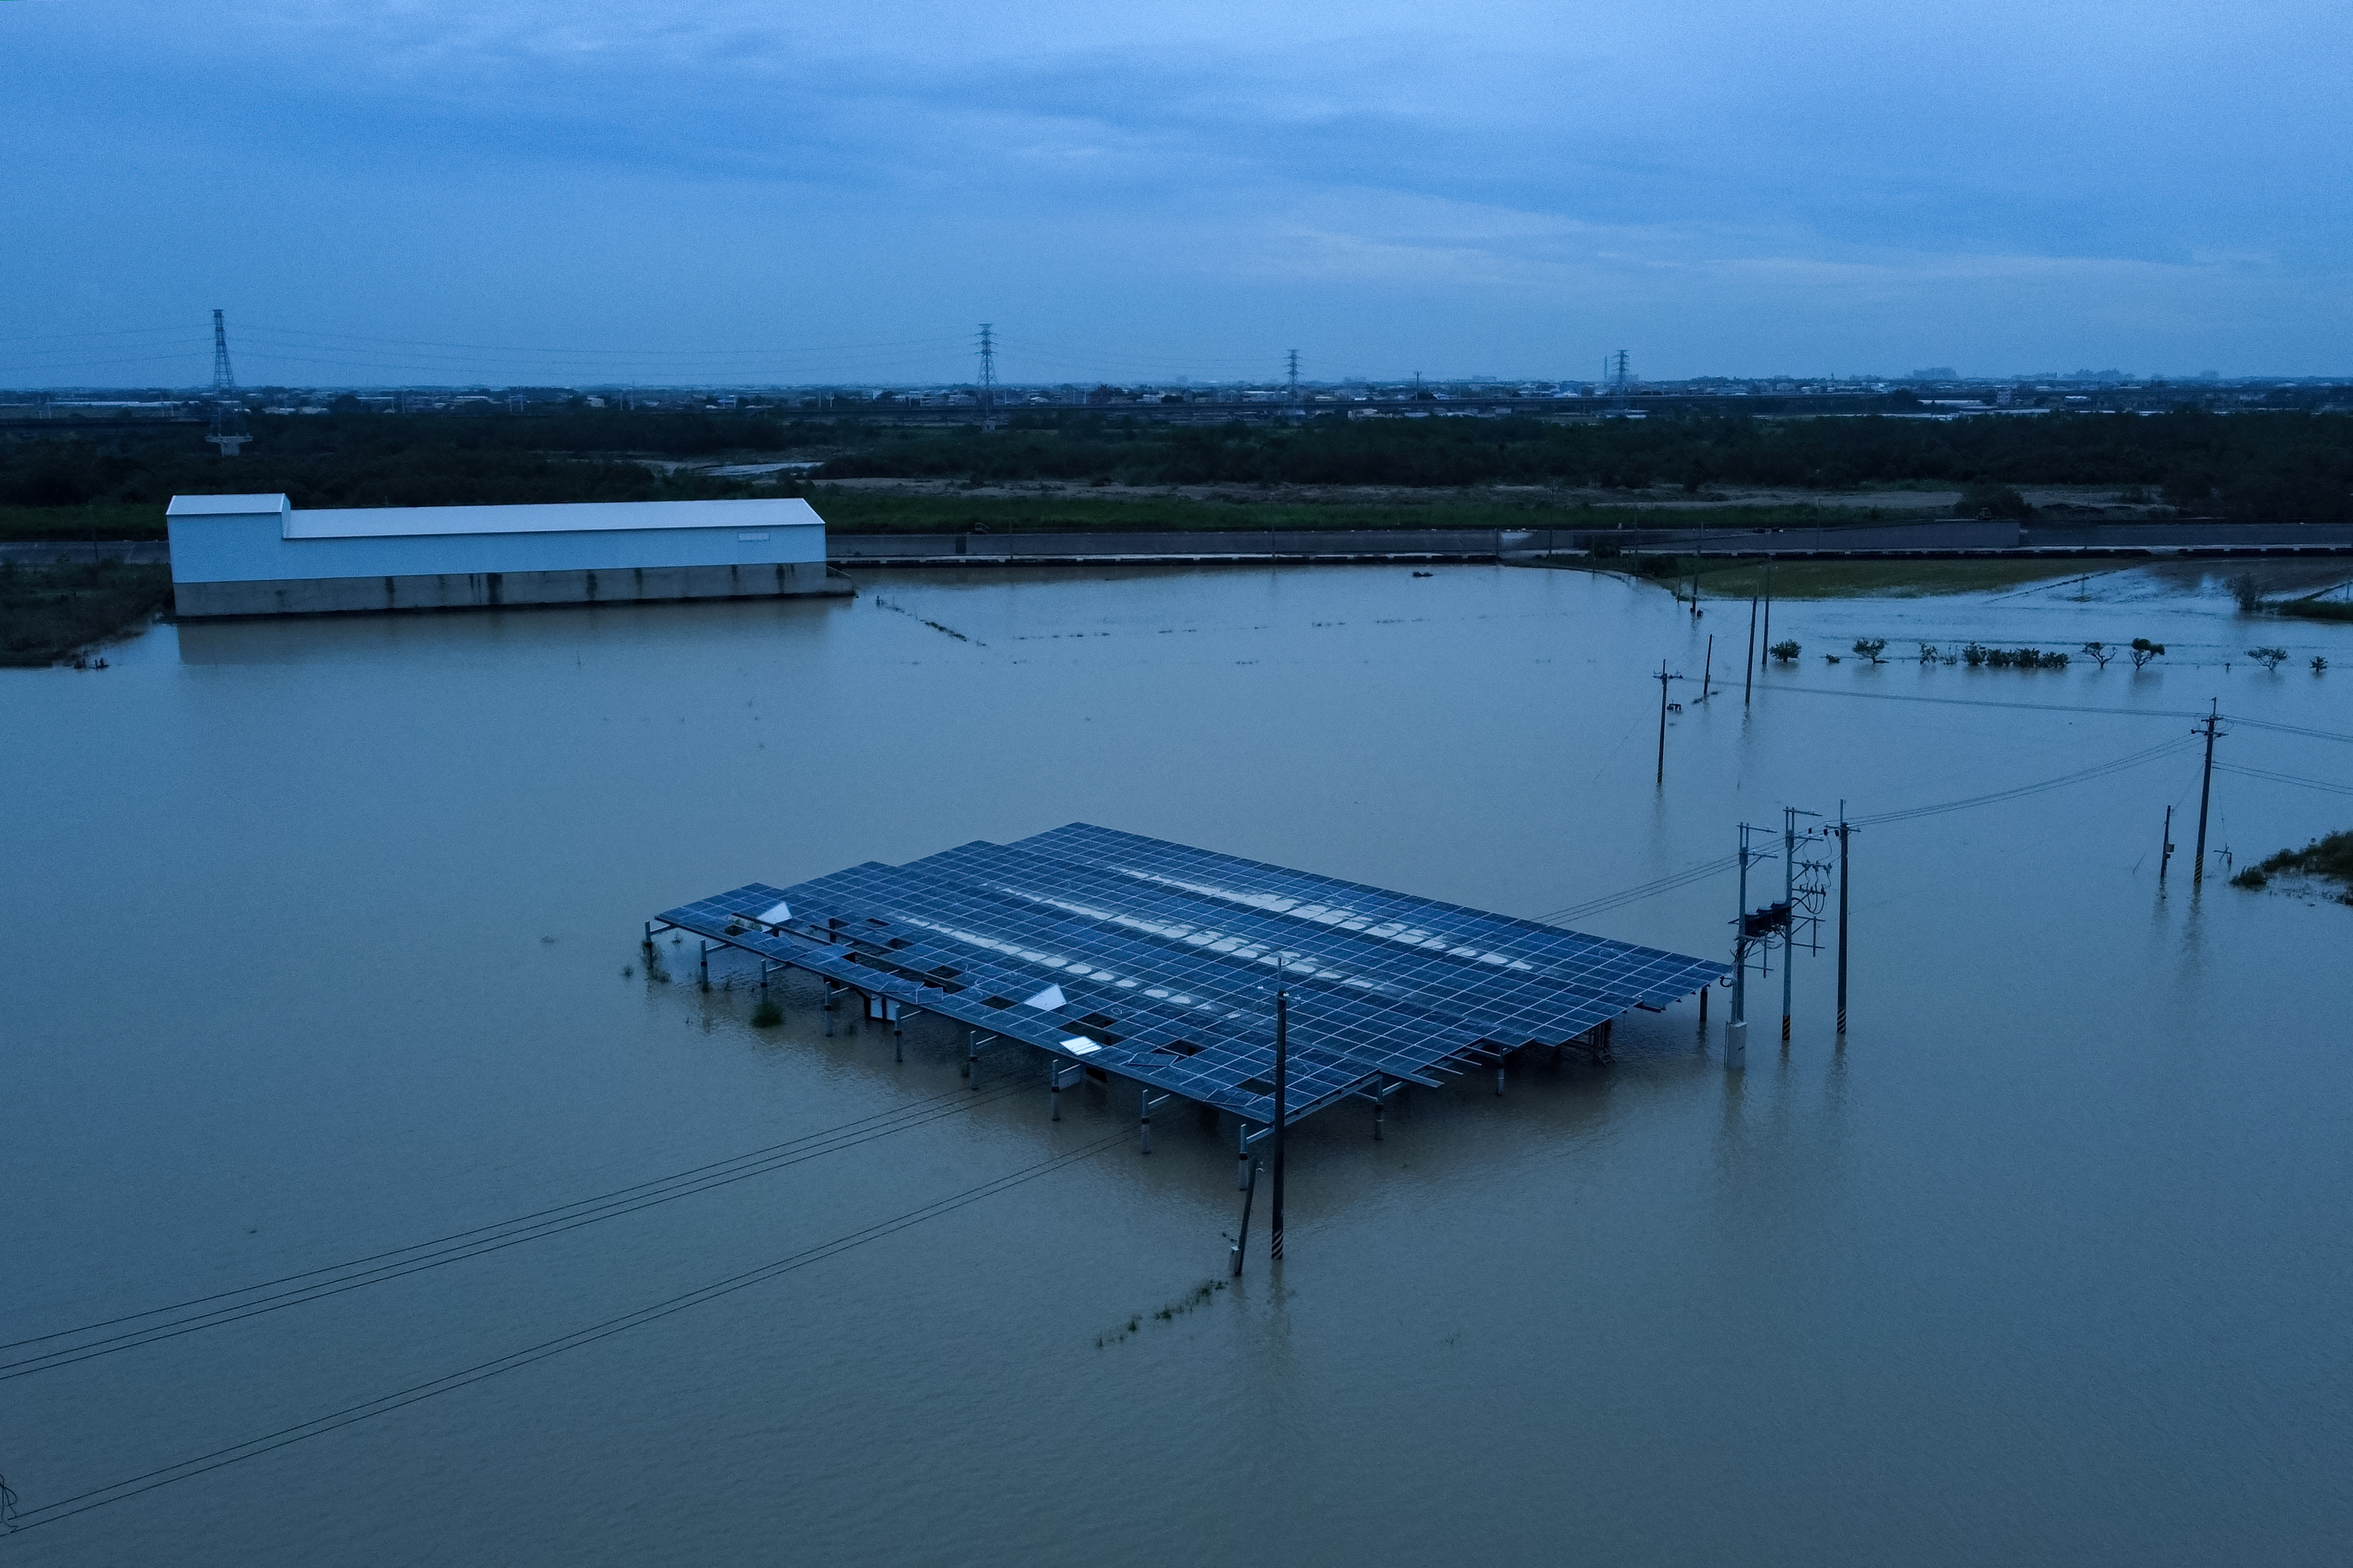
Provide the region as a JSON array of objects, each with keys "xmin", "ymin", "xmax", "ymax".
[{"xmin": 4, "ymin": 405, "xmax": 2350, "ymax": 521}]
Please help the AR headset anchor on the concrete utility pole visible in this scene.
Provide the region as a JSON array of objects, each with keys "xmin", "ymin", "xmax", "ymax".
[
  {"xmin": 1744, "ymin": 596, "xmax": 1757, "ymax": 706},
  {"xmin": 1834, "ymin": 804, "xmax": 1854, "ymax": 1035},
  {"xmin": 1759, "ymin": 558, "xmax": 1775, "ymax": 668},
  {"xmin": 2192, "ymin": 701, "xmax": 2224, "ymax": 884},
  {"xmin": 2160, "ymin": 804, "xmax": 2176, "ymax": 883},
  {"xmin": 1270, "ymin": 982, "xmax": 1289, "ymax": 1261},
  {"xmin": 1728, "ymin": 827, "xmax": 1753, "ymax": 1067},
  {"xmin": 1654, "ymin": 661, "xmax": 1688, "ymax": 784}
]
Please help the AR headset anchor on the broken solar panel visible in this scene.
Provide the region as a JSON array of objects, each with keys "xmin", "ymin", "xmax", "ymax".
[{"xmin": 655, "ymin": 825, "xmax": 1727, "ymax": 1125}]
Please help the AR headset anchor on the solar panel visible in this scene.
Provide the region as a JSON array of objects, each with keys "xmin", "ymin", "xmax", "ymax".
[{"xmin": 654, "ymin": 825, "xmax": 1727, "ymax": 1125}]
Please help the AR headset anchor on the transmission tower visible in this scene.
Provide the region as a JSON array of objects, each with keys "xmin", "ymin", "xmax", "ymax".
[
  {"xmin": 976, "ymin": 323, "xmax": 997, "ymax": 432},
  {"xmin": 1607, "ymin": 349, "xmax": 1634, "ymax": 412},
  {"xmin": 1286, "ymin": 349, "xmax": 1300, "ymax": 404},
  {"xmin": 206, "ymin": 308, "xmax": 249, "ymax": 457}
]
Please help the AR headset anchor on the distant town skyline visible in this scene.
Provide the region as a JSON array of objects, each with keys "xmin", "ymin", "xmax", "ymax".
[{"xmin": 7, "ymin": 3, "xmax": 2349, "ymax": 386}]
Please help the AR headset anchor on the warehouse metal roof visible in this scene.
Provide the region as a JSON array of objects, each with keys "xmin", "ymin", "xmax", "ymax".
[
  {"xmin": 164, "ymin": 494, "xmax": 821, "ymax": 538},
  {"xmin": 654, "ymin": 825, "xmax": 1727, "ymax": 1125},
  {"xmin": 284, "ymin": 497, "xmax": 821, "ymax": 539}
]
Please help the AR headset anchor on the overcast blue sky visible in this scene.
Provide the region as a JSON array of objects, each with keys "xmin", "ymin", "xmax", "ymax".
[{"xmin": 5, "ymin": 1, "xmax": 2348, "ymax": 386}]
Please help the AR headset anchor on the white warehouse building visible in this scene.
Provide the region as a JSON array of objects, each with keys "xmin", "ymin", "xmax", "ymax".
[{"xmin": 165, "ymin": 494, "xmax": 845, "ymax": 617}]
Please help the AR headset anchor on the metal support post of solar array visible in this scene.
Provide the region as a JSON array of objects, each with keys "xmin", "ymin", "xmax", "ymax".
[{"xmin": 650, "ymin": 825, "xmax": 1726, "ymax": 1209}]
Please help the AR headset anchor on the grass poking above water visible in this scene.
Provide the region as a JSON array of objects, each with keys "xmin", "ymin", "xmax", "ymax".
[
  {"xmin": 1676, "ymin": 558, "xmax": 2096, "ymax": 599},
  {"xmin": 1, "ymin": 560, "xmax": 173, "ymax": 666}
]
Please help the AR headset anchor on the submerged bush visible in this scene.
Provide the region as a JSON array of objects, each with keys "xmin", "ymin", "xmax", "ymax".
[
  {"xmin": 1769, "ymin": 639, "xmax": 1800, "ymax": 662},
  {"xmin": 751, "ymin": 999, "xmax": 784, "ymax": 1028},
  {"xmin": 2250, "ymin": 829, "xmax": 2353, "ymax": 885}
]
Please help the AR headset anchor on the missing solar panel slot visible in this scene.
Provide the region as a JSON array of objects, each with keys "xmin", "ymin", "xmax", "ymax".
[
  {"xmin": 982, "ymin": 996, "xmax": 1014, "ymax": 1008},
  {"xmin": 1153, "ymin": 1040, "xmax": 1202, "ymax": 1057},
  {"xmin": 1240, "ymin": 1077, "xmax": 1274, "ymax": 1094}
]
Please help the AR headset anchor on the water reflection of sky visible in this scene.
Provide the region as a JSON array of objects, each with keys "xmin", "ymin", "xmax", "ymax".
[{"xmin": 5, "ymin": 563, "xmax": 2349, "ymax": 1565}]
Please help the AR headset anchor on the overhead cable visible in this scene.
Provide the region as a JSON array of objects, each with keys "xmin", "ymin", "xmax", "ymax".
[
  {"xmin": 1761, "ymin": 682, "xmax": 2205, "ymax": 721},
  {"xmin": 2214, "ymin": 762, "xmax": 2353, "ymax": 798},
  {"xmin": 1, "ymin": 1082, "xmax": 1027, "ymax": 1381},
  {"xmin": 1, "ymin": 1130, "xmax": 1134, "ymax": 1535}
]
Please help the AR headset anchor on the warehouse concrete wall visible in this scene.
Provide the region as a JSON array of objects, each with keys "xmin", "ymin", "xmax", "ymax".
[{"xmin": 172, "ymin": 560, "xmax": 846, "ymax": 618}]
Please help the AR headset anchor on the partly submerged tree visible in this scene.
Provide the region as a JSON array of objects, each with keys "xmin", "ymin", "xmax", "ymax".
[
  {"xmin": 2130, "ymin": 637, "xmax": 2166, "ymax": 670},
  {"xmin": 2081, "ymin": 641, "xmax": 2114, "ymax": 669},
  {"xmin": 2248, "ymin": 645, "xmax": 2291, "ymax": 671},
  {"xmin": 1852, "ymin": 638, "xmax": 1888, "ymax": 664}
]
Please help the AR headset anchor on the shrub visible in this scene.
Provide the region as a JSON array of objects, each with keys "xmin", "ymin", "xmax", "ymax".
[
  {"xmin": 751, "ymin": 999, "xmax": 784, "ymax": 1028},
  {"xmin": 2231, "ymin": 866, "xmax": 2268, "ymax": 889},
  {"xmin": 1852, "ymin": 638, "xmax": 1887, "ymax": 663},
  {"xmin": 1768, "ymin": 640, "xmax": 1800, "ymax": 663},
  {"xmin": 2228, "ymin": 574, "xmax": 2265, "ymax": 613},
  {"xmin": 2251, "ymin": 829, "xmax": 2353, "ymax": 884}
]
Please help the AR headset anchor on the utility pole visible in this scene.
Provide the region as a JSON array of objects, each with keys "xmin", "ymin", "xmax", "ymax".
[
  {"xmin": 1728, "ymin": 826, "xmax": 1752, "ymax": 1066},
  {"xmin": 1654, "ymin": 661, "xmax": 1687, "ymax": 784},
  {"xmin": 1701, "ymin": 633, "xmax": 1714, "ymax": 701},
  {"xmin": 1759, "ymin": 557, "xmax": 1774, "ymax": 669},
  {"xmin": 1783, "ymin": 808, "xmax": 1798, "ymax": 1042},
  {"xmin": 1744, "ymin": 596, "xmax": 1757, "ymax": 706},
  {"xmin": 2159, "ymin": 804, "xmax": 2176, "ymax": 883},
  {"xmin": 2192, "ymin": 701, "xmax": 2223, "ymax": 884},
  {"xmin": 976, "ymin": 323, "xmax": 997, "ymax": 433},
  {"xmin": 1780, "ymin": 807, "xmax": 1819, "ymax": 1042},
  {"xmin": 1270, "ymin": 979, "xmax": 1288, "ymax": 1262},
  {"xmin": 1692, "ymin": 513, "xmax": 1706, "ymax": 616},
  {"xmin": 1834, "ymin": 804, "xmax": 1854, "ymax": 1035}
]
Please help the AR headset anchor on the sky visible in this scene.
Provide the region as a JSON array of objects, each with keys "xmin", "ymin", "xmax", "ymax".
[{"xmin": 4, "ymin": 1, "xmax": 2349, "ymax": 387}]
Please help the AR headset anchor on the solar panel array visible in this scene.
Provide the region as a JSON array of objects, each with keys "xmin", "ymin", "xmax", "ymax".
[{"xmin": 656, "ymin": 825, "xmax": 1726, "ymax": 1125}]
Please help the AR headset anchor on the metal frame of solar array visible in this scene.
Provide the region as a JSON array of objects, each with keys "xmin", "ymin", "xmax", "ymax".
[{"xmin": 653, "ymin": 825, "xmax": 1727, "ymax": 1128}]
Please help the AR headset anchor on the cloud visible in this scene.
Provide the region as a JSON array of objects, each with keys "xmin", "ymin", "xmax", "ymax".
[{"xmin": 4, "ymin": 1, "xmax": 2351, "ymax": 379}]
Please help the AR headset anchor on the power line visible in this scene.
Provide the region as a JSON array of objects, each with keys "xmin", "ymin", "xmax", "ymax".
[
  {"xmin": 2225, "ymin": 714, "xmax": 2353, "ymax": 745},
  {"xmin": 2215, "ymin": 761, "xmax": 2353, "ymax": 798},
  {"xmin": 2, "ymin": 1130, "xmax": 1134, "ymax": 1535},
  {"xmin": 1533, "ymin": 855, "xmax": 1742, "ymax": 925},
  {"xmin": 1763, "ymin": 682, "xmax": 2205, "ymax": 721},
  {"xmin": 1850, "ymin": 737, "xmax": 2196, "ymax": 826},
  {"xmin": 238, "ymin": 326, "xmax": 971, "ymax": 358},
  {"xmin": 1, "ymin": 1082, "xmax": 1027, "ymax": 1379},
  {"xmin": 1532, "ymin": 735, "xmax": 2203, "ymax": 926}
]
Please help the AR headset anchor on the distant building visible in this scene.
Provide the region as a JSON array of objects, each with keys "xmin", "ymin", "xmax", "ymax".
[{"xmin": 166, "ymin": 494, "xmax": 846, "ymax": 618}]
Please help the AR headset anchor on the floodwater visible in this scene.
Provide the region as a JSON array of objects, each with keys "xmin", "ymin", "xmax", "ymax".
[{"xmin": 4, "ymin": 561, "xmax": 2350, "ymax": 1565}]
